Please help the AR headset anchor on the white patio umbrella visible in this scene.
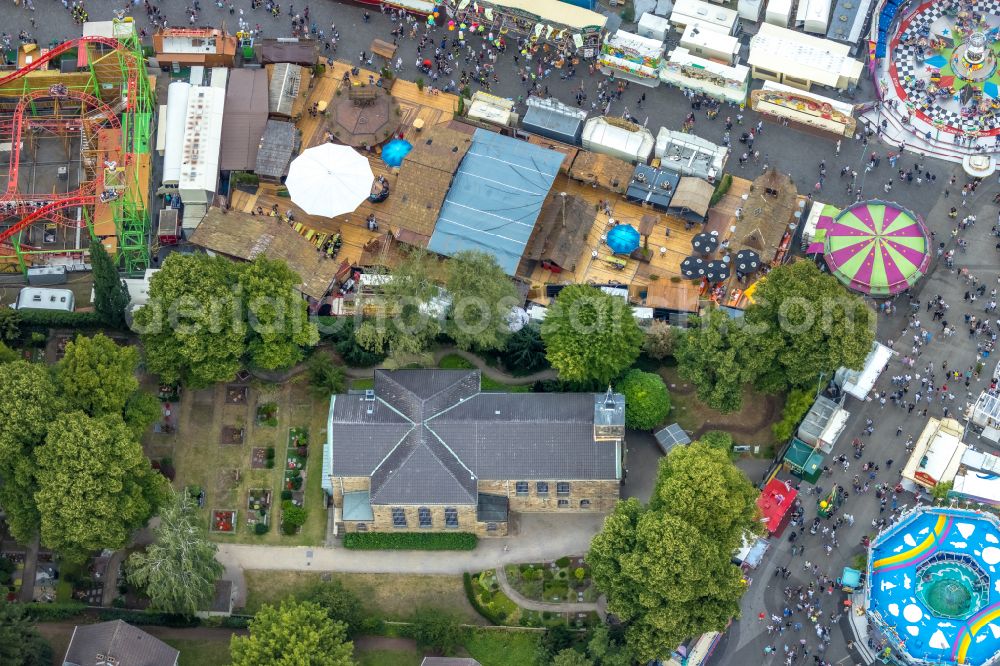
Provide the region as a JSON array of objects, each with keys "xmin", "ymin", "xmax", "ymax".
[{"xmin": 285, "ymin": 143, "xmax": 375, "ymax": 218}]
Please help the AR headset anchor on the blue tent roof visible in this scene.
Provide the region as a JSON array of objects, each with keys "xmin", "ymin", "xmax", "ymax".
[
  {"xmin": 607, "ymin": 224, "xmax": 640, "ymax": 255},
  {"xmin": 427, "ymin": 129, "xmax": 563, "ymax": 275}
]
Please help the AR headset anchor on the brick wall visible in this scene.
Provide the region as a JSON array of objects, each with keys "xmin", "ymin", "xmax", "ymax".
[{"xmin": 478, "ymin": 479, "xmax": 619, "ymax": 513}]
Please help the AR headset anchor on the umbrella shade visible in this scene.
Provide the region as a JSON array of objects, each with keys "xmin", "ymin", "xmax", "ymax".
[
  {"xmin": 706, "ymin": 260, "xmax": 730, "ymax": 281},
  {"xmin": 680, "ymin": 255, "xmax": 706, "ymax": 278},
  {"xmin": 735, "ymin": 249, "xmax": 761, "ymax": 273},
  {"xmin": 692, "ymin": 232, "xmax": 719, "ymax": 254},
  {"xmin": 823, "ymin": 201, "xmax": 930, "ymax": 296},
  {"xmin": 985, "ymin": 81, "xmax": 1000, "ymax": 99},
  {"xmin": 286, "ymin": 144, "xmax": 375, "ymax": 218},
  {"xmin": 382, "ymin": 138, "xmax": 413, "ymax": 167},
  {"xmin": 607, "ymin": 224, "xmax": 641, "ymax": 255}
]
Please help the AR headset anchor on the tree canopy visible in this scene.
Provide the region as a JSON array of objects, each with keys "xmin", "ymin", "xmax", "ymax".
[
  {"xmin": 618, "ymin": 369, "xmax": 670, "ymax": 430},
  {"xmin": 305, "ymin": 580, "xmax": 364, "ymax": 637},
  {"xmin": 135, "ymin": 254, "xmax": 319, "ymax": 387},
  {"xmin": 230, "ymin": 600, "xmax": 355, "ymax": 666},
  {"xmin": 445, "ymin": 250, "xmax": 520, "ymax": 352},
  {"xmin": 588, "ymin": 442, "xmax": 758, "ymax": 661},
  {"xmin": 541, "ymin": 285, "xmax": 643, "ymax": 384},
  {"xmin": 56, "ymin": 334, "xmax": 139, "ymax": 416},
  {"xmin": 34, "ymin": 412, "xmax": 167, "ymax": 560},
  {"xmin": 503, "ymin": 324, "xmax": 548, "ymax": 375},
  {"xmin": 674, "ymin": 308, "xmax": 756, "ymax": 413},
  {"xmin": 743, "ymin": 261, "xmax": 874, "ymax": 392},
  {"xmin": 641, "ymin": 320, "xmax": 675, "ymax": 361},
  {"xmin": 0, "ymin": 602, "xmax": 53, "ymax": 666},
  {"xmin": 90, "ymin": 239, "xmax": 130, "ymax": 329},
  {"xmin": 126, "ymin": 491, "xmax": 224, "ymax": 616}
]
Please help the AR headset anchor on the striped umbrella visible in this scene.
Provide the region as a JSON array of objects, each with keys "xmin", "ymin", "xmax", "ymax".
[{"xmin": 822, "ymin": 200, "xmax": 930, "ymax": 297}]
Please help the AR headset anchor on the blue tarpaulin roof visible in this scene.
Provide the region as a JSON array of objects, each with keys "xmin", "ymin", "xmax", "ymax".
[{"xmin": 427, "ymin": 129, "xmax": 563, "ymax": 275}]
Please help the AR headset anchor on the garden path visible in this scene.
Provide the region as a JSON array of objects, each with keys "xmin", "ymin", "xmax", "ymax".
[{"xmin": 493, "ymin": 565, "xmax": 606, "ymax": 621}]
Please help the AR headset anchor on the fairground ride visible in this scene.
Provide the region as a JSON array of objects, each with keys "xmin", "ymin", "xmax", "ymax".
[{"xmin": 0, "ymin": 18, "xmax": 153, "ymax": 276}]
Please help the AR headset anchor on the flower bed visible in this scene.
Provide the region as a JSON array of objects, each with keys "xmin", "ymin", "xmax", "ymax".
[
  {"xmin": 284, "ymin": 427, "xmax": 309, "ymax": 494},
  {"xmin": 211, "ymin": 510, "xmax": 237, "ymax": 533},
  {"xmin": 256, "ymin": 402, "xmax": 278, "ymax": 426},
  {"xmin": 506, "ymin": 558, "xmax": 596, "ymax": 603}
]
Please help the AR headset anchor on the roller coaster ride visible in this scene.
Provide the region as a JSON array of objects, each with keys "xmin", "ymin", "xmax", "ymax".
[{"xmin": 0, "ymin": 18, "xmax": 153, "ymax": 275}]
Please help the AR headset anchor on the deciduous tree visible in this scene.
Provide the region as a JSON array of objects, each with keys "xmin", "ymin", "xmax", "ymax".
[
  {"xmin": 306, "ymin": 353, "xmax": 347, "ymax": 398},
  {"xmin": 34, "ymin": 412, "xmax": 167, "ymax": 560},
  {"xmin": 541, "ymin": 285, "xmax": 642, "ymax": 384},
  {"xmin": 241, "ymin": 257, "xmax": 319, "ymax": 370},
  {"xmin": 0, "ymin": 308, "xmax": 22, "ymax": 344},
  {"xmin": 408, "ymin": 608, "xmax": 462, "ymax": 655},
  {"xmin": 230, "ymin": 600, "xmax": 355, "ymax": 666},
  {"xmin": 641, "ymin": 320, "xmax": 675, "ymax": 361},
  {"xmin": 618, "ymin": 369, "xmax": 670, "ymax": 430},
  {"xmin": 744, "ymin": 261, "xmax": 874, "ymax": 391},
  {"xmin": 56, "ymin": 334, "xmax": 138, "ymax": 416},
  {"xmin": 90, "ymin": 239, "xmax": 130, "ymax": 329},
  {"xmin": 0, "ymin": 340, "xmax": 18, "ymax": 364},
  {"xmin": 126, "ymin": 491, "xmax": 223, "ymax": 616},
  {"xmin": 551, "ymin": 648, "xmax": 594, "ymax": 666},
  {"xmin": 674, "ymin": 308, "xmax": 754, "ymax": 413},
  {"xmin": 445, "ymin": 250, "xmax": 519, "ymax": 352},
  {"xmin": 305, "ymin": 580, "xmax": 364, "ymax": 636}
]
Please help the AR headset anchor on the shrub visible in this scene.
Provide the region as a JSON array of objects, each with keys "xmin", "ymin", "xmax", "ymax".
[
  {"xmin": 266, "ymin": 459, "xmax": 275, "ymax": 469},
  {"xmin": 709, "ymin": 173, "xmax": 733, "ymax": 206},
  {"xmin": 266, "ymin": 447, "xmax": 276, "ymax": 459},
  {"xmin": 306, "ymin": 580, "xmax": 365, "ymax": 636},
  {"xmin": 574, "ymin": 567, "xmax": 586, "ymax": 581},
  {"xmin": 96, "ymin": 609, "xmax": 199, "ymax": 627},
  {"xmin": 255, "ymin": 522, "xmax": 269, "ymax": 535},
  {"xmin": 406, "ymin": 608, "xmax": 462, "ymax": 654},
  {"xmin": 343, "ymin": 532, "xmax": 477, "ymax": 551},
  {"xmin": 221, "ymin": 615, "xmax": 253, "ymax": 629},
  {"xmin": 281, "ymin": 500, "xmax": 308, "ymax": 535},
  {"xmin": 281, "ymin": 489, "xmax": 293, "ymax": 501},
  {"xmin": 619, "ymin": 369, "xmax": 671, "ymax": 430},
  {"xmin": 772, "ymin": 387, "xmax": 814, "ymax": 443},
  {"xmin": 17, "ymin": 310, "xmax": 109, "ymax": 330},
  {"xmin": 554, "ymin": 557, "xmax": 571, "ymax": 568},
  {"xmin": 463, "ymin": 572, "xmax": 507, "ymax": 624},
  {"xmin": 21, "ymin": 602, "xmax": 87, "ymax": 621}
]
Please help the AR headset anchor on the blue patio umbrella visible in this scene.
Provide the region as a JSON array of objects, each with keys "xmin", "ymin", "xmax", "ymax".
[
  {"xmin": 985, "ymin": 81, "xmax": 1000, "ymax": 99},
  {"xmin": 606, "ymin": 224, "xmax": 641, "ymax": 255},
  {"xmin": 381, "ymin": 138, "xmax": 413, "ymax": 167}
]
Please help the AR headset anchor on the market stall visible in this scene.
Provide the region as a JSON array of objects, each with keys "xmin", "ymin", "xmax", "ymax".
[
  {"xmin": 901, "ymin": 417, "xmax": 966, "ymax": 491},
  {"xmin": 680, "ymin": 24, "xmax": 740, "ymax": 65},
  {"xmin": 598, "ymin": 30, "xmax": 666, "ymax": 87},
  {"xmin": 757, "ymin": 478, "xmax": 798, "ymax": 536},
  {"xmin": 445, "ymin": 0, "xmax": 607, "ymax": 57},
  {"xmin": 750, "ymin": 80, "xmax": 857, "ymax": 136},
  {"xmin": 671, "ymin": 0, "xmax": 739, "ymax": 35},
  {"xmin": 660, "ymin": 47, "xmax": 750, "ymax": 103},
  {"xmin": 581, "ymin": 116, "xmax": 656, "ymax": 163}
]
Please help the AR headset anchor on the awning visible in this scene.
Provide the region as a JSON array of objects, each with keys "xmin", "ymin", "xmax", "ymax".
[{"xmin": 839, "ymin": 341, "xmax": 895, "ymax": 401}]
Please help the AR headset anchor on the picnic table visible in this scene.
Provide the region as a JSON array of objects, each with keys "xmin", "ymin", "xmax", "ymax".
[{"xmin": 370, "ymin": 39, "xmax": 396, "ymax": 61}]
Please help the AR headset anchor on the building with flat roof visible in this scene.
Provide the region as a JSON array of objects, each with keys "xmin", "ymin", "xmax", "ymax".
[
  {"xmin": 901, "ymin": 417, "xmax": 966, "ymax": 491},
  {"xmin": 178, "ymin": 84, "xmax": 226, "ymax": 228},
  {"xmin": 427, "ymin": 129, "xmax": 563, "ymax": 276},
  {"xmin": 152, "ymin": 27, "xmax": 237, "ymax": 68},
  {"xmin": 748, "ymin": 22, "xmax": 863, "ymax": 90}
]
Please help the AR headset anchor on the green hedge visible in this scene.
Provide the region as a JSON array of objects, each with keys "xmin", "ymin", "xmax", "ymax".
[
  {"xmin": 96, "ymin": 609, "xmax": 200, "ymax": 627},
  {"xmin": 463, "ymin": 572, "xmax": 506, "ymax": 625},
  {"xmin": 709, "ymin": 173, "xmax": 733, "ymax": 207},
  {"xmin": 17, "ymin": 309, "xmax": 110, "ymax": 329},
  {"xmin": 21, "ymin": 601, "xmax": 87, "ymax": 621},
  {"xmin": 343, "ymin": 532, "xmax": 478, "ymax": 551}
]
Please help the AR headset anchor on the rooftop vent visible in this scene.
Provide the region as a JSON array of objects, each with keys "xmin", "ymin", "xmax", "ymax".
[{"xmin": 364, "ymin": 389, "xmax": 375, "ymax": 402}]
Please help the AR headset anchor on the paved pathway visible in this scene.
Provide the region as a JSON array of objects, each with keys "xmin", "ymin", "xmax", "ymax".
[
  {"xmin": 215, "ymin": 514, "xmax": 603, "ymax": 576},
  {"xmin": 493, "ymin": 565, "xmax": 604, "ymax": 619}
]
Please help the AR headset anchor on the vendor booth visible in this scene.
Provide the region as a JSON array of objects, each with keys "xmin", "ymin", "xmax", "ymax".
[
  {"xmin": 734, "ymin": 535, "xmax": 770, "ymax": 569},
  {"xmin": 798, "ymin": 0, "xmax": 832, "ymax": 34},
  {"xmin": 446, "ymin": 0, "xmax": 607, "ymax": 57},
  {"xmin": 757, "ymin": 478, "xmax": 798, "ymax": 536},
  {"xmin": 783, "ymin": 438, "xmax": 824, "ymax": 483},
  {"xmin": 671, "ymin": 0, "xmax": 739, "ymax": 35},
  {"xmin": 522, "ymin": 96, "xmax": 586, "ymax": 145},
  {"xmin": 680, "ymin": 24, "xmax": 740, "ymax": 65},
  {"xmin": 901, "ymin": 417, "xmax": 966, "ymax": 491},
  {"xmin": 765, "ymin": 0, "xmax": 793, "ymax": 27},
  {"xmin": 655, "ymin": 128, "xmax": 728, "ymax": 181},
  {"xmin": 797, "ymin": 394, "xmax": 848, "ymax": 454},
  {"xmin": 750, "ymin": 81, "xmax": 856, "ymax": 136},
  {"xmin": 660, "ymin": 47, "xmax": 750, "ymax": 103},
  {"xmin": 582, "ymin": 116, "xmax": 656, "ymax": 163},
  {"xmin": 967, "ymin": 391, "xmax": 1000, "ymax": 442},
  {"xmin": 467, "ymin": 91, "xmax": 516, "ymax": 126},
  {"xmin": 638, "ymin": 12, "xmax": 672, "ymax": 42},
  {"xmin": 598, "ymin": 30, "xmax": 666, "ymax": 87},
  {"xmin": 738, "ymin": 0, "xmax": 764, "ymax": 22},
  {"xmin": 835, "ymin": 341, "xmax": 894, "ymax": 402},
  {"xmin": 748, "ymin": 23, "xmax": 863, "ymax": 91}
]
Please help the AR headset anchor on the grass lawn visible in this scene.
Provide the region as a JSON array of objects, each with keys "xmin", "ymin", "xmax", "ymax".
[
  {"xmin": 163, "ymin": 638, "xmax": 232, "ymax": 666},
  {"xmin": 243, "ymin": 570, "xmax": 484, "ymax": 624},
  {"xmin": 163, "ymin": 381, "xmax": 328, "ymax": 547},
  {"xmin": 659, "ymin": 366, "xmax": 782, "ymax": 453},
  {"xmin": 356, "ymin": 648, "xmax": 423, "ymax": 666},
  {"xmin": 350, "ymin": 377, "xmax": 375, "ymax": 390},
  {"xmin": 463, "ymin": 629, "xmax": 540, "ymax": 666},
  {"xmin": 438, "ymin": 354, "xmax": 530, "ymax": 392}
]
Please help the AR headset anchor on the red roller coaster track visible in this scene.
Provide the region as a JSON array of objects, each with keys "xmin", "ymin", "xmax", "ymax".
[{"xmin": 0, "ymin": 36, "xmax": 140, "ymax": 249}]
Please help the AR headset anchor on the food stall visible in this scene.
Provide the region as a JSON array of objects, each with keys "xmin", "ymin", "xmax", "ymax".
[
  {"xmin": 581, "ymin": 116, "xmax": 656, "ymax": 163},
  {"xmin": 671, "ymin": 0, "xmax": 739, "ymax": 35},
  {"xmin": 660, "ymin": 47, "xmax": 750, "ymax": 103},
  {"xmin": 446, "ymin": 0, "xmax": 607, "ymax": 58},
  {"xmin": 680, "ymin": 23, "xmax": 740, "ymax": 65},
  {"xmin": 637, "ymin": 12, "xmax": 672, "ymax": 42},
  {"xmin": 598, "ymin": 30, "xmax": 666, "ymax": 87},
  {"xmin": 750, "ymin": 80, "xmax": 857, "ymax": 136}
]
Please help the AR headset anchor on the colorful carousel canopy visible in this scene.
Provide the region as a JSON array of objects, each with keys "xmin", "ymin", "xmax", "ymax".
[
  {"xmin": 822, "ymin": 200, "xmax": 930, "ymax": 297},
  {"xmin": 607, "ymin": 224, "xmax": 641, "ymax": 255}
]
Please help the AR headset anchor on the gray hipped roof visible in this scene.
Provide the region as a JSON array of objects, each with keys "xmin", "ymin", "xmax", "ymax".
[
  {"xmin": 63, "ymin": 620, "xmax": 179, "ymax": 666},
  {"xmin": 256, "ymin": 119, "xmax": 299, "ymax": 179},
  {"xmin": 329, "ymin": 370, "xmax": 622, "ymax": 505}
]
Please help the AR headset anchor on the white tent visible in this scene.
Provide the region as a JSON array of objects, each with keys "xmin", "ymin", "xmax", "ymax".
[
  {"xmin": 581, "ymin": 117, "xmax": 655, "ymax": 163},
  {"xmin": 837, "ymin": 341, "xmax": 895, "ymax": 401},
  {"xmin": 286, "ymin": 144, "xmax": 374, "ymax": 218}
]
